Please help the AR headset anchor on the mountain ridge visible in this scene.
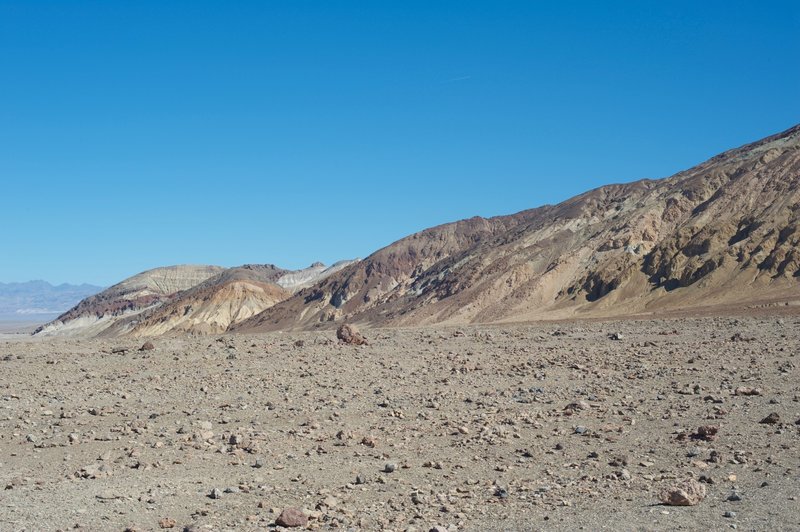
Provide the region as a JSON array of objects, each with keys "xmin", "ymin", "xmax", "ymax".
[
  {"xmin": 234, "ymin": 123, "xmax": 800, "ymax": 332},
  {"xmin": 33, "ymin": 124, "xmax": 800, "ymax": 337}
]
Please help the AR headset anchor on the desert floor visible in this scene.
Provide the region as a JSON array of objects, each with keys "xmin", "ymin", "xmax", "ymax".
[{"xmin": 1, "ymin": 316, "xmax": 798, "ymax": 531}]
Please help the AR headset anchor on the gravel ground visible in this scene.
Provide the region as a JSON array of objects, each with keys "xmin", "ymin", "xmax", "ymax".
[{"xmin": 0, "ymin": 316, "xmax": 798, "ymax": 531}]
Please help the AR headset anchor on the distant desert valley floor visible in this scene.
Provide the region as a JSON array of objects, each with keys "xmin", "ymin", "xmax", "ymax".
[{"xmin": 1, "ymin": 315, "xmax": 799, "ymax": 531}]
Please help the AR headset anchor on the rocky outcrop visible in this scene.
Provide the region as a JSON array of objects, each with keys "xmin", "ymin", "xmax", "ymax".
[{"xmin": 275, "ymin": 260, "xmax": 360, "ymax": 292}]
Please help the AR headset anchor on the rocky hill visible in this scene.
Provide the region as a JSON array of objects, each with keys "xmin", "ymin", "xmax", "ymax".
[
  {"xmin": 236, "ymin": 124, "xmax": 800, "ymax": 332},
  {"xmin": 98, "ymin": 265, "xmax": 291, "ymax": 337},
  {"xmin": 33, "ymin": 265, "xmax": 225, "ymax": 337},
  {"xmin": 35, "ymin": 262, "xmax": 358, "ymax": 337}
]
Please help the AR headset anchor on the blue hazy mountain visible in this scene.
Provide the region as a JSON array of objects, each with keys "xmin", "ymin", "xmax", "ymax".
[{"xmin": 0, "ymin": 281, "xmax": 103, "ymax": 321}]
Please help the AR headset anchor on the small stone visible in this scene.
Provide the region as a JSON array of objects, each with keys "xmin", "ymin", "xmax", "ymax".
[
  {"xmin": 140, "ymin": 341, "xmax": 155, "ymax": 351},
  {"xmin": 493, "ymin": 486, "xmax": 508, "ymax": 499},
  {"xmin": 158, "ymin": 518, "xmax": 176, "ymax": 529},
  {"xmin": 355, "ymin": 474, "xmax": 366, "ymax": 485},
  {"xmin": 692, "ymin": 425, "xmax": 719, "ymax": 441},
  {"xmin": 209, "ymin": 488, "xmax": 223, "ymax": 499},
  {"xmin": 321, "ymin": 496, "xmax": 338, "ymax": 508},
  {"xmin": 253, "ymin": 458, "xmax": 265, "ymax": 469},
  {"xmin": 383, "ymin": 463, "xmax": 397, "ymax": 473},
  {"xmin": 726, "ymin": 492, "xmax": 742, "ymax": 502},
  {"xmin": 724, "ymin": 511, "xmax": 737, "ymax": 518},
  {"xmin": 734, "ymin": 386, "xmax": 761, "ymax": 396},
  {"xmin": 660, "ymin": 479, "xmax": 707, "ymax": 506},
  {"xmin": 276, "ymin": 508, "xmax": 308, "ymax": 528},
  {"xmin": 574, "ymin": 426, "xmax": 588, "ymax": 434},
  {"xmin": 609, "ymin": 455, "xmax": 628, "ymax": 467},
  {"xmin": 759, "ymin": 412, "xmax": 780, "ymax": 424}
]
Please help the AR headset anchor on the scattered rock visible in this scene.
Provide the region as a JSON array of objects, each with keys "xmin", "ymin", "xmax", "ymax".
[
  {"xmin": 660, "ymin": 479, "xmax": 707, "ymax": 506},
  {"xmin": 158, "ymin": 518, "xmax": 176, "ymax": 529},
  {"xmin": 734, "ymin": 386, "xmax": 762, "ymax": 396},
  {"xmin": 209, "ymin": 488, "xmax": 223, "ymax": 499},
  {"xmin": 760, "ymin": 412, "xmax": 780, "ymax": 424},
  {"xmin": 493, "ymin": 486, "xmax": 509, "ymax": 498},
  {"xmin": 691, "ymin": 425, "xmax": 719, "ymax": 441},
  {"xmin": 140, "ymin": 341, "xmax": 155, "ymax": 351},
  {"xmin": 276, "ymin": 508, "xmax": 307, "ymax": 528}
]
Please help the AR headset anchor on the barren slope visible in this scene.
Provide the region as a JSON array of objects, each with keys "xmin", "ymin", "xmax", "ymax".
[
  {"xmin": 237, "ymin": 124, "xmax": 800, "ymax": 332},
  {"xmin": 36, "ymin": 261, "xmax": 360, "ymax": 338},
  {"xmin": 108, "ymin": 265, "xmax": 292, "ymax": 337}
]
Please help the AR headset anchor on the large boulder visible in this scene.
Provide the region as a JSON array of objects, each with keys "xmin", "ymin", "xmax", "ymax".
[
  {"xmin": 660, "ymin": 479, "xmax": 707, "ymax": 506},
  {"xmin": 336, "ymin": 324, "xmax": 368, "ymax": 346}
]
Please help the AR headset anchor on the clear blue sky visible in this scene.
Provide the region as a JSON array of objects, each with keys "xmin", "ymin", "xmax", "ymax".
[{"xmin": 1, "ymin": 1, "xmax": 798, "ymax": 285}]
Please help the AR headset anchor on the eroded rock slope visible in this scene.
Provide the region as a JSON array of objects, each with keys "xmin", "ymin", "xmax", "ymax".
[{"xmin": 237, "ymin": 124, "xmax": 800, "ymax": 331}]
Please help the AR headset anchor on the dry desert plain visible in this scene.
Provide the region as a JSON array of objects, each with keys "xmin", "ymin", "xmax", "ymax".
[{"xmin": 1, "ymin": 315, "xmax": 799, "ymax": 531}]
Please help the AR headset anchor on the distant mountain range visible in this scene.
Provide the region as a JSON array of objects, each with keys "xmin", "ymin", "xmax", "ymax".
[
  {"xmin": 0, "ymin": 281, "xmax": 104, "ymax": 321},
  {"xmin": 33, "ymin": 123, "xmax": 800, "ymax": 337}
]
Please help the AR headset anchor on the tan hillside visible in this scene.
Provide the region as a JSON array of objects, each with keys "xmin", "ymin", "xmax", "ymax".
[
  {"xmin": 236, "ymin": 124, "xmax": 800, "ymax": 332},
  {"xmin": 107, "ymin": 265, "xmax": 292, "ymax": 337},
  {"xmin": 33, "ymin": 265, "xmax": 225, "ymax": 337},
  {"xmin": 35, "ymin": 261, "xmax": 359, "ymax": 338}
]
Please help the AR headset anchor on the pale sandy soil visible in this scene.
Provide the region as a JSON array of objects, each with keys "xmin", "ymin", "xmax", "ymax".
[{"xmin": 0, "ymin": 316, "xmax": 798, "ymax": 531}]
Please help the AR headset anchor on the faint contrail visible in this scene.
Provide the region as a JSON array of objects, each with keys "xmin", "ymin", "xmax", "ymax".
[{"xmin": 441, "ymin": 75, "xmax": 472, "ymax": 84}]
